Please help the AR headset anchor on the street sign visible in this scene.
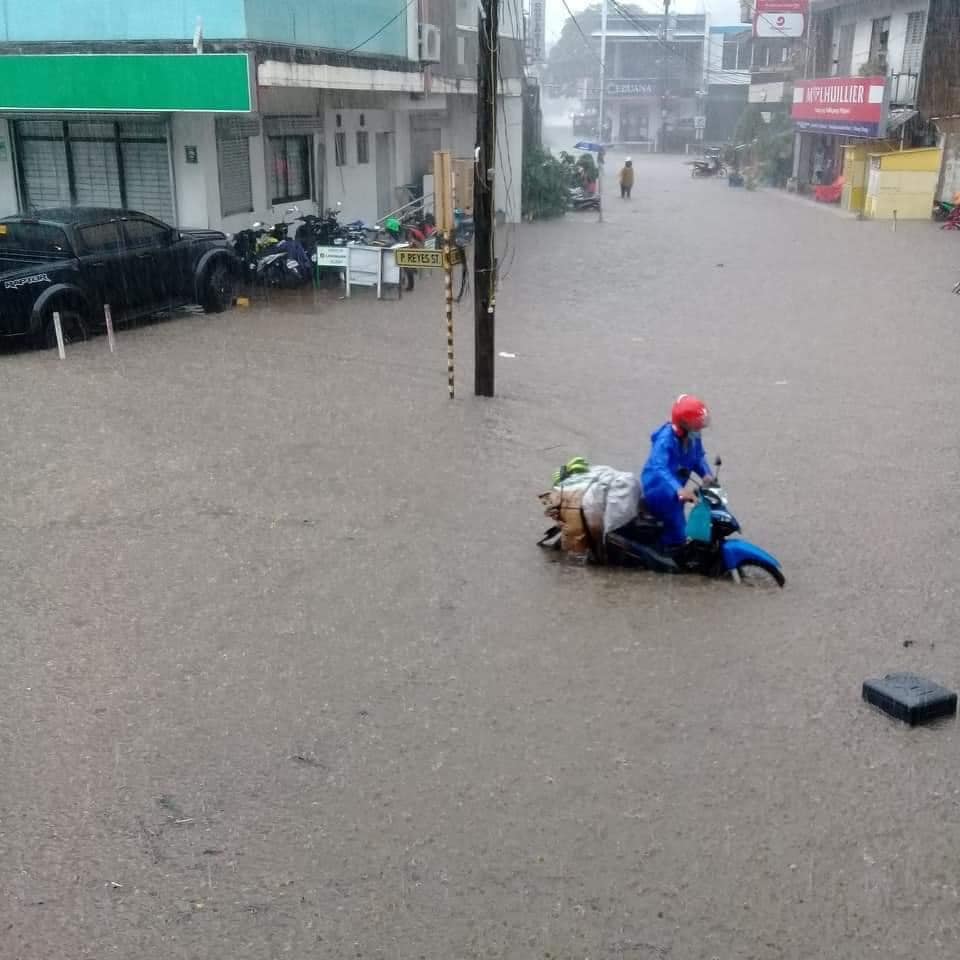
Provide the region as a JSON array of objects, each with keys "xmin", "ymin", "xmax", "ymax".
[
  {"xmin": 394, "ymin": 247, "xmax": 465, "ymax": 269},
  {"xmin": 694, "ymin": 116, "xmax": 706, "ymax": 130},
  {"xmin": 395, "ymin": 249, "xmax": 444, "ymax": 269},
  {"xmin": 314, "ymin": 246, "xmax": 349, "ymax": 268}
]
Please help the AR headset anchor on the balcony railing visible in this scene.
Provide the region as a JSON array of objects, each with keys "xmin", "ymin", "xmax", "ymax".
[{"xmin": 888, "ymin": 72, "xmax": 918, "ymax": 106}]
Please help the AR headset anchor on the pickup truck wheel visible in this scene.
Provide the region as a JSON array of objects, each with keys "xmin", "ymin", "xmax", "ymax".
[
  {"xmin": 201, "ymin": 261, "xmax": 235, "ymax": 314},
  {"xmin": 41, "ymin": 307, "xmax": 89, "ymax": 350}
]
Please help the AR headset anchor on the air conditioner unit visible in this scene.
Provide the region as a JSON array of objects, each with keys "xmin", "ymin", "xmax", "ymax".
[{"xmin": 419, "ymin": 23, "xmax": 442, "ymax": 63}]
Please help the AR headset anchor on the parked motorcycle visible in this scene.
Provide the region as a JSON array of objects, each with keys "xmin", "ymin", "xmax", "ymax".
[
  {"xmin": 691, "ymin": 156, "xmax": 728, "ymax": 178},
  {"xmin": 541, "ymin": 457, "xmax": 785, "ymax": 586},
  {"xmin": 568, "ymin": 187, "xmax": 601, "ymax": 211},
  {"xmin": 256, "ymin": 236, "xmax": 312, "ymax": 288}
]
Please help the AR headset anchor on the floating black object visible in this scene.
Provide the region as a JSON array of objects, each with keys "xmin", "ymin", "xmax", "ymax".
[{"xmin": 862, "ymin": 673, "xmax": 957, "ymax": 726}]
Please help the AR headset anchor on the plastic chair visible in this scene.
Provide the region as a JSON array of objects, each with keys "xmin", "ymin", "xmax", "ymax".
[{"xmin": 814, "ymin": 176, "xmax": 845, "ymax": 204}]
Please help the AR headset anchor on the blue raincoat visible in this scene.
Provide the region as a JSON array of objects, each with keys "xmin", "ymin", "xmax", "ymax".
[{"xmin": 640, "ymin": 423, "xmax": 712, "ymax": 545}]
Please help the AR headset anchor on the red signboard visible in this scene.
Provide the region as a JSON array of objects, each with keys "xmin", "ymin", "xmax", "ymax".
[
  {"xmin": 756, "ymin": 0, "xmax": 808, "ymax": 12},
  {"xmin": 754, "ymin": 0, "xmax": 808, "ymax": 37},
  {"xmin": 792, "ymin": 76, "xmax": 888, "ymax": 138}
]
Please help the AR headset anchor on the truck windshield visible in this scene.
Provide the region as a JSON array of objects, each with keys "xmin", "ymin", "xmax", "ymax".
[{"xmin": 0, "ymin": 222, "xmax": 71, "ymax": 258}]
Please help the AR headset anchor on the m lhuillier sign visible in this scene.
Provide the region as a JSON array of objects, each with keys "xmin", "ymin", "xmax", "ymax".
[{"xmin": 792, "ymin": 77, "xmax": 887, "ymax": 137}]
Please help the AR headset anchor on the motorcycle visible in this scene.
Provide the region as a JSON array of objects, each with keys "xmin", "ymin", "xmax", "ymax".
[
  {"xmin": 568, "ymin": 186, "xmax": 601, "ymax": 211},
  {"xmin": 690, "ymin": 156, "xmax": 728, "ymax": 178},
  {"xmin": 255, "ymin": 236, "xmax": 312, "ymax": 288},
  {"xmin": 542, "ymin": 457, "xmax": 785, "ymax": 587}
]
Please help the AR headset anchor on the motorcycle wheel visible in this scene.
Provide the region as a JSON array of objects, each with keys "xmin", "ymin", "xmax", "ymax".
[{"xmin": 730, "ymin": 561, "xmax": 785, "ymax": 588}]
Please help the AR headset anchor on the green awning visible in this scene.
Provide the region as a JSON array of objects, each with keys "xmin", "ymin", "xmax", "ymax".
[{"xmin": 0, "ymin": 54, "xmax": 254, "ymax": 113}]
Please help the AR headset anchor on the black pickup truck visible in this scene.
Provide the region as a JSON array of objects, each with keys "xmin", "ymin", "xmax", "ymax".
[{"xmin": 0, "ymin": 208, "xmax": 239, "ymax": 348}]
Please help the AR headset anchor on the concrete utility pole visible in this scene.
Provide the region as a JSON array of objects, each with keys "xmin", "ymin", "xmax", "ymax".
[
  {"xmin": 474, "ymin": 0, "xmax": 499, "ymax": 397},
  {"xmin": 598, "ymin": 0, "xmax": 608, "ymax": 223},
  {"xmin": 661, "ymin": 0, "xmax": 671, "ymax": 153}
]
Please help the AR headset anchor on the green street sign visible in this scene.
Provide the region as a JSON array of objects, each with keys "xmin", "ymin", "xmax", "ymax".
[{"xmin": 0, "ymin": 54, "xmax": 254, "ymax": 112}]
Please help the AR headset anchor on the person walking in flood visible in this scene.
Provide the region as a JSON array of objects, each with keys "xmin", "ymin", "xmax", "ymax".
[{"xmin": 618, "ymin": 158, "xmax": 634, "ymax": 199}]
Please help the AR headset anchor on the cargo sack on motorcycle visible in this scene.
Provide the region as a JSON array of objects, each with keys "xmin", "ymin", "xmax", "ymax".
[
  {"xmin": 686, "ymin": 497, "xmax": 713, "ymax": 543},
  {"xmin": 539, "ymin": 465, "xmax": 639, "ymax": 561}
]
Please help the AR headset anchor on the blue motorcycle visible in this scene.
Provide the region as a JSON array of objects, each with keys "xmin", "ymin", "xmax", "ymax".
[{"xmin": 604, "ymin": 458, "xmax": 785, "ymax": 587}]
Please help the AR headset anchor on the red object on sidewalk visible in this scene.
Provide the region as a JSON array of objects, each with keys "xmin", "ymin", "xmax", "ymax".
[{"xmin": 814, "ymin": 176, "xmax": 845, "ymax": 204}]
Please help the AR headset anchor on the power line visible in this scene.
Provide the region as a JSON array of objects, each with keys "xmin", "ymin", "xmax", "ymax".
[
  {"xmin": 345, "ymin": 0, "xmax": 418, "ymax": 54},
  {"xmin": 558, "ymin": 0, "xmax": 605, "ymax": 66}
]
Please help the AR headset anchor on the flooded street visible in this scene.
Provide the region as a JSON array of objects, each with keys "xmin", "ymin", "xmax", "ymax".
[{"xmin": 3, "ymin": 155, "xmax": 960, "ymax": 958}]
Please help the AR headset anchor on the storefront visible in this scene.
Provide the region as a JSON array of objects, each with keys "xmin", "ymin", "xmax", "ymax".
[
  {"xmin": 0, "ymin": 53, "xmax": 254, "ymax": 226},
  {"xmin": 791, "ymin": 75, "xmax": 887, "ymax": 185}
]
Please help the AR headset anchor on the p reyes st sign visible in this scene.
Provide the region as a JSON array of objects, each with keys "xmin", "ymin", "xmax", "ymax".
[{"xmin": 792, "ymin": 77, "xmax": 887, "ymax": 137}]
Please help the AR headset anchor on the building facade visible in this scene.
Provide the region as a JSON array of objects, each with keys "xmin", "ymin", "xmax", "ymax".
[
  {"xmin": 0, "ymin": 0, "xmax": 526, "ymax": 229},
  {"xmin": 588, "ymin": 12, "xmax": 708, "ymax": 152},
  {"xmin": 705, "ymin": 25, "xmax": 751, "ymax": 143},
  {"xmin": 788, "ymin": 0, "xmax": 935, "ymax": 187}
]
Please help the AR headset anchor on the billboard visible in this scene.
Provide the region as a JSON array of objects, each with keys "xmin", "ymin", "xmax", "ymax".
[
  {"xmin": 792, "ymin": 77, "xmax": 888, "ymax": 138},
  {"xmin": 753, "ymin": 0, "xmax": 808, "ymax": 38},
  {"xmin": 528, "ymin": 0, "xmax": 546, "ymax": 62}
]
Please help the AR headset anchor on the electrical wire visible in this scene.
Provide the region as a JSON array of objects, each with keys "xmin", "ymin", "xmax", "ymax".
[
  {"xmin": 558, "ymin": 0, "xmax": 605, "ymax": 67},
  {"xmin": 345, "ymin": 0, "xmax": 419, "ymax": 54}
]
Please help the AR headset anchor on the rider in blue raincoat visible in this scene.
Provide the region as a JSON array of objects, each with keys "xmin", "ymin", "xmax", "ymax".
[{"xmin": 640, "ymin": 395, "xmax": 713, "ymax": 548}]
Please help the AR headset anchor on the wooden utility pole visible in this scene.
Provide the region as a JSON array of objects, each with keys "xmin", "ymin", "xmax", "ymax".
[{"xmin": 474, "ymin": 0, "xmax": 498, "ymax": 397}]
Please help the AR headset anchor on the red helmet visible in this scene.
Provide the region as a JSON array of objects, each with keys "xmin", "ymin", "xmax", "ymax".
[{"xmin": 671, "ymin": 394, "xmax": 710, "ymax": 434}]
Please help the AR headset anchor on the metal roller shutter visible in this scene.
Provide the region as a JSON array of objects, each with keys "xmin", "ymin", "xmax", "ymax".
[
  {"xmin": 13, "ymin": 116, "xmax": 174, "ymax": 222},
  {"xmin": 71, "ymin": 139, "xmax": 123, "ymax": 207},
  {"xmin": 19, "ymin": 138, "xmax": 70, "ymax": 209},
  {"xmin": 217, "ymin": 137, "xmax": 253, "ymax": 217},
  {"xmin": 121, "ymin": 140, "xmax": 174, "ymax": 222}
]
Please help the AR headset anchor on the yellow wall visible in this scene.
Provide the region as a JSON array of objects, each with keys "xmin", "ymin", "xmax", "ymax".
[
  {"xmin": 865, "ymin": 147, "xmax": 942, "ymax": 219},
  {"xmin": 841, "ymin": 144, "xmax": 868, "ymax": 212}
]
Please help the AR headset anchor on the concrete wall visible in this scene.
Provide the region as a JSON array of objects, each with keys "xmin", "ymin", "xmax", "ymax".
[
  {"xmin": 443, "ymin": 93, "xmax": 522, "ymax": 223},
  {"xmin": 0, "ymin": 0, "xmax": 411, "ymax": 56},
  {"xmin": 170, "ymin": 114, "xmax": 219, "ymax": 229},
  {"xmin": 832, "ymin": 0, "xmax": 924, "ymax": 76},
  {"xmin": 0, "ymin": 121, "xmax": 18, "ymax": 217},
  {"xmin": 244, "ymin": 0, "xmax": 410, "ymax": 58},
  {"xmin": 0, "ymin": 0, "xmax": 245, "ymax": 42}
]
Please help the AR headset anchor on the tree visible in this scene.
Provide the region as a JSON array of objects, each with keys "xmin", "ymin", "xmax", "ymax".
[{"xmin": 545, "ymin": 3, "xmax": 647, "ymax": 94}]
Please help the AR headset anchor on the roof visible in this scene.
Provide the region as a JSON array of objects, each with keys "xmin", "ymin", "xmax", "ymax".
[{"xmin": 0, "ymin": 207, "xmax": 152, "ymax": 225}]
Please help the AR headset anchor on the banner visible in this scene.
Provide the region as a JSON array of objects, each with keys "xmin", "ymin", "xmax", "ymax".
[
  {"xmin": 792, "ymin": 77, "xmax": 888, "ymax": 137},
  {"xmin": 754, "ymin": 0, "xmax": 808, "ymax": 38}
]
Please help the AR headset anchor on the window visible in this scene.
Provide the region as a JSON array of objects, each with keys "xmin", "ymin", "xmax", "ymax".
[
  {"xmin": 869, "ymin": 16, "xmax": 890, "ymax": 67},
  {"xmin": 0, "ymin": 222, "xmax": 70, "ymax": 257},
  {"xmin": 78, "ymin": 222, "xmax": 123, "ymax": 255},
  {"xmin": 269, "ymin": 135, "xmax": 311, "ymax": 204},
  {"xmin": 835, "ymin": 23, "xmax": 855, "ymax": 76},
  {"xmin": 123, "ymin": 218, "xmax": 170, "ymax": 249},
  {"xmin": 902, "ymin": 11, "xmax": 926, "ymax": 74},
  {"xmin": 14, "ymin": 119, "xmax": 174, "ymax": 222},
  {"xmin": 722, "ymin": 33, "xmax": 752, "ymax": 71},
  {"xmin": 356, "ymin": 130, "xmax": 370, "ymax": 165},
  {"xmin": 217, "ymin": 137, "xmax": 254, "ymax": 216},
  {"xmin": 334, "ymin": 131, "xmax": 347, "ymax": 168}
]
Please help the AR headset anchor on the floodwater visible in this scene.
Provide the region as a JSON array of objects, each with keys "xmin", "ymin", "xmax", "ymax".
[{"xmin": 2, "ymin": 155, "xmax": 960, "ymax": 958}]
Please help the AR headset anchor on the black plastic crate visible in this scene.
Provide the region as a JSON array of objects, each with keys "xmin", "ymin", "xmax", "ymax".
[{"xmin": 862, "ymin": 673, "xmax": 957, "ymax": 726}]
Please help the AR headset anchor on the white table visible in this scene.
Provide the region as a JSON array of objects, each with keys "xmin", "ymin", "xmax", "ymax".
[{"xmin": 314, "ymin": 243, "xmax": 404, "ymax": 299}]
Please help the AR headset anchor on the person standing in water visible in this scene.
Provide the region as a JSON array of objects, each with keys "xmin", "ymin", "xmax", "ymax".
[{"xmin": 618, "ymin": 158, "xmax": 634, "ymax": 199}]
